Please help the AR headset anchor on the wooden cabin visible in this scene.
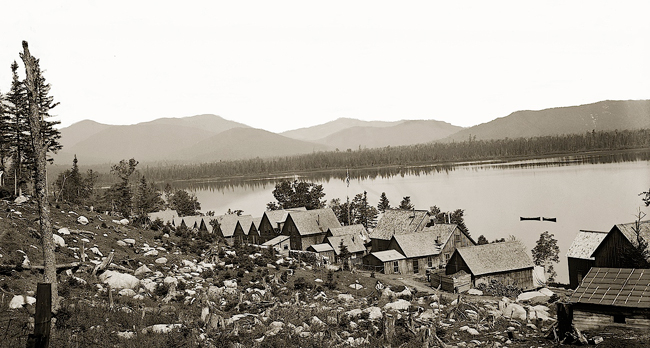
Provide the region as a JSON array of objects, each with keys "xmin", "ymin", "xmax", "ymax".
[
  {"xmin": 248, "ymin": 217, "xmax": 262, "ymax": 245},
  {"xmin": 327, "ymin": 224, "xmax": 370, "ymax": 247},
  {"xmin": 148, "ymin": 209, "xmax": 178, "ymax": 225},
  {"xmin": 446, "ymin": 242, "xmax": 535, "ymax": 291},
  {"xmin": 592, "ymin": 220, "xmax": 650, "ymax": 268},
  {"xmin": 232, "ymin": 216, "xmax": 254, "ymax": 245},
  {"xmin": 566, "ymin": 230, "xmax": 608, "ymax": 289},
  {"xmin": 370, "ymin": 209, "xmax": 432, "ymax": 252},
  {"xmin": 281, "ymin": 208, "xmax": 341, "ymax": 250},
  {"xmin": 258, "ymin": 208, "xmax": 307, "ymax": 243},
  {"xmin": 213, "ymin": 214, "xmax": 253, "ymax": 245},
  {"xmin": 326, "ymin": 233, "xmax": 367, "ymax": 265},
  {"xmin": 362, "ymin": 250, "xmax": 407, "ymax": 275},
  {"xmin": 307, "ymin": 243, "xmax": 336, "ymax": 263},
  {"xmin": 262, "ymin": 235, "xmax": 291, "ymax": 255},
  {"xmin": 569, "ymin": 268, "xmax": 650, "ymax": 331},
  {"xmin": 387, "ymin": 224, "xmax": 475, "ymax": 274}
]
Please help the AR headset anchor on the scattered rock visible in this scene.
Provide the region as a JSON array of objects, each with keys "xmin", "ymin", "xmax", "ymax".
[
  {"xmin": 265, "ymin": 321, "xmax": 284, "ymax": 336},
  {"xmin": 142, "ymin": 324, "xmax": 182, "ymax": 334},
  {"xmin": 223, "ymin": 279, "xmax": 237, "ymax": 288},
  {"xmin": 468, "ymin": 288, "xmax": 483, "ymax": 296},
  {"xmin": 144, "ymin": 250, "xmax": 158, "ymax": 257},
  {"xmin": 338, "ymin": 294, "xmax": 354, "ymax": 302},
  {"xmin": 58, "ymin": 227, "xmax": 70, "ymax": 235},
  {"xmin": 155, "ymin": 257, "xmax": 168, "ymax": 264},
  {"xmin": 135, "ymin": 265, "xmax": 152, "ymax": 276},
  {"xmin": 123, "ymin": 238, "xmax": 136, "ymax": 246},
  {"xmin": 89, "ymin": 247, "xmax": 103, "ymax": 257},
  {"xmin": 384, "ymin": 299, "xmax": 410, "ymax": 311},
  {"xmin": 164, "ymin": 276, "xmax": 178, "ymax": 287},
  {"xmin": 117, "ymin": 331, "xmax": 135, "ymax": 339},
  {"xmin": 99, "ymin": 270, "xmax": 140, "ymax": 290},
  {"xmin": 116, "ymin": 240, "xmax": 128, "ymax": 247},
  {"xmin": 14, "ymin": 196, "xmax": 28, "ymax": 204},
  {"xmin": 53, "ymin": 234, "xmax": 66, "ymax": 247},
  {"xmin": 119, "ymin": 289, "xmax": 137, "ymax": 297},
  {"xmin": 77, "ymin": 216, "xmax": 89, "ymax": 225},
  {"xmin": 119, "ymin": 219, "xmax": 129, "ymax": 225},
  {"xmin": 8, "ymin": 295, "xmax": 36, "ymax": 309},
  {"xmin": 349, "ymin": 283, "xmax": 363, "ymax": 290}
]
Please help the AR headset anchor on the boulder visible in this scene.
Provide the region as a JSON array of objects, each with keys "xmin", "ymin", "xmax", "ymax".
[
  {"xmin": 144, "ymin": 250, "xmax": 158, "ymax": 257},
  {"xmin": 22, "ymin": 255, "xmax": 31, "ymax": 268},
  {"xmin": 89, "ymin": 247, "xmax": 103, "ymax": 257},
  {"xmin": 58, "ymin": 227, "xmax": 71, "ymax": 235},
  {"xmin": 119, "ymin": 289, "xmax": 137, "ymax": 297},
  {"xmin": 501, "ymin": 302, "xmax": 527, "ymax": 321},
  {"xmin": 53, "ymin": 234, "xmax": 66, "ymax": 248},
  {"xmin": 349, "ymin": 283, "xmax": 363, "ymax": 290},
  {"xmin": 8, "ymin": 295, "xmax": 36, "ymax": 309},
  {"xmin": 134, "ymin": 265, "xmax": 152, "ymax": 276},
  {"xmin": 538, "ymin": 288, "xmax": 554, "ymax": 297},
  {"xmin": 99, "ymin": 270, "xmax": 140, "ymax": 290},
  {"xmin": 155, "ymin": 257, "xmax": 168, "ymax": 264},
  {"xmin": 119, "ymin": 219, "xmax": 129, "ymax": 225},
  {"xmin": 468, "ymin": 288, "xmax": 483, "ymax": 296},
  {"xmin": 14, "ymin": 196, "xmax": 28, "ymax": 204},
  {"xmin": 364, "ymin": 306, "xmax": 382, "ymax": 320},
  {"xmin": 265, "ymin": 321, "xmax": 284, "ymax": 336},
  {"xmin": 223, "ymin": 279, "xmax": 237, "ymax": 288},
  {"xmin": 77, "ymin": 216, "xmax": 89, "ymax": 225},
  {"xmin": 338, "ymin": 293, "xmax": 354, "ymax": 302},
  {"xmin": 384, "ymin": 299, "xmax": 411, "ymax": 311},
  {"xmin": 164, "ymin": 276, "xmax": 178, "ymax": 287},
  {"xmin": 116, "ymin": 240, "xmax": 128, "ymax": 247},
  {"xmin": 123, "ymin": 238, "xmax": 136, "ymax": 246},
  {"xmin": 142, "ymin": 324, "xmax": 182, "ymax": 334},
  {"xmin": 311, "ymin": 316, "xmax": 325, "ymax": 326}
]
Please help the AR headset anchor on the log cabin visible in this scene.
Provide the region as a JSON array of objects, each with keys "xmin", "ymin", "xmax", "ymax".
[
  {"xmin": 566, "ymin": 230, "xmax": 608, "ymax": 289},
  {"xmin": 258, "ymin": 207, "xmax": 307, "ymax": 243}
]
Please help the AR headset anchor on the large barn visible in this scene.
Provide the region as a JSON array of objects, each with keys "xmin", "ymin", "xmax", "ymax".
[
  {"xmin": 446, "ymin": 242, "xmax": 536, "ymax": 291},
  {"xmin": 569, "ymin": 267, "xmax": 650, "ymax": 331}
]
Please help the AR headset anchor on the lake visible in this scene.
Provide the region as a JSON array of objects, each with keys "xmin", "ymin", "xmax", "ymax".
[{"xmin": 181, "ymin": 152, "xmax": 650, "ymax": 283}]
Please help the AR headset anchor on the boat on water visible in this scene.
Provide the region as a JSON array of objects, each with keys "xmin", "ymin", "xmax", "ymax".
[
  {"xmin": 542, "ymin": 217, "xmax": 557, "ymax": 222},
  {"xmin": 520, "ymin": 217, "xmax": 541, "ymax": 221}
]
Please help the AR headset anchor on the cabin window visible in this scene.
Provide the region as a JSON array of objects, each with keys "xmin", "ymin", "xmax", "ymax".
[
  {"xmin": 455, "ymin": 234, "xmax": 461, "ymax": 243},
  {"xmin": 427, "ymin": 256, "xmax": 433, "ymax": 268},
  {"xmin": 284, "ymin": 244, "xmax": 289, "ymax": 250},
  {"xmin": 393, "ymin": 261, "xmax": 399, "ymax": 274},
  {"xmin": 413, "ymin": 260, "xmax": 419, "ymax": 273},
  {"xmin": 613, "ymin": 314, "xmax": 626, "ymax": 324},
  {"xmin": 445, "ymin": 253, "xmax": 450, "ymax": 261}
]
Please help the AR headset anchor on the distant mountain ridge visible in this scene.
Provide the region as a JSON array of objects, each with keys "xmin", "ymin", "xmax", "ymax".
[{"xmin": 54, "ymin": 100, "xmax": 649, "ymax": 166}]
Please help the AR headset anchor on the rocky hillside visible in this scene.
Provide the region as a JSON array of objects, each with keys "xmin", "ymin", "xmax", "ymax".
[{"xmin": 0, "ymin": 198, "xmax": 644, "ymax": 347}]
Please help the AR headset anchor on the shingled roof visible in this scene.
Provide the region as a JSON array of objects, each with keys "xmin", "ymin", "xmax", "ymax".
[
  {"xmin": 566, "ymin": 230, "xmax": 608, "ymax": 260},
  {"xmin": 287, "ymin": 208, "xmax": 341, "ymax": 236},
  {"xmin": 455, "ymin": 242, "xmax": 534, "ymax": 276},
  {"xmin": 181, "ymin": 216, "xmax": 204, "ymax": 230},
  {"xmin": 570, "ymin": 268, "xmax": 650, "ymax": 308},
  {"xmin": 264, "ymin": 207, "xmax": 307, "ymax": 225},
  {"xmin": 237, "ymin": 216, "xmax": 254, "ymax": 236},
  {"xmin": 308, "ymin": 243, "xmax": 334, "ymax": 253},
  {"xmin": 148, "ymin": 209, "xmax": 178, "ymax": 224},
  {"xmin": 262, "ymin": 235, "xmax": 290, "ymax": 247},
  {"xmin": 391, "ymin": 224, "xmax": 459, "ymax": 258},
  {"xmin": 328, "ymin": 224, "xmax": 370, "ymax": 243},
  {"xmin": 371, "ymin": 209, "xmax": 431, "ymax": 241},
  {"xmin": 370, "ymin": 250, "xmax": 406, "ymax": 262},
  {"xmin": 215, "ymin": 214, "xmax": 253, "ymax": 238},
  {"xmin": 615, "ymin": 220, "xmax": 650, "ymax": 248},
  {"xmin": 327, "ymin": 234, "xmax": 367, "ymax": 255}
]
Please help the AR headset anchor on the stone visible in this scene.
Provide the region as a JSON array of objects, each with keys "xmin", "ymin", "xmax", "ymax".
[
  {"xmin": 53, "ymin": 234, "xmax": 66, "ymax": 247},
  {"xmin": 90, "ymin": 247, "xmax": 103, "ymax": 256},
  {"xmin": 77, "ymin": 216, "xmax": 89, "ymax": 225},
  {"xmin": 123, "ymin": 238, "xmax": 136, "ymax": 246},
  {"xmin": 468, "ymin": 288, "xmax": 483, "ymax": 296},
  {"xmin": 265, "ymin": 321, "xmax": 284, "ymax": 336},
  {"xmin": 14, "ymin": 196, "xmax": 28, "ymax": 204},
  {"xmin": 116, "ymin": 240, "xmax": 128, "ymax": 247},
  {"xmin": 99, "ymin": 270, "xmax": 141, "ymax": 290},
  {"xmin": 144, "ymin": 250, "xmax": 158, "ymax": 257},
  {"xmin": 58, "ymin": 227, "xmax": 70, "ymax": 235},
  {"xmin": 349, "ymin": 283, "xmax": 363, "ymax": 290},
  {"xmin": 9, "ymin": 295, "xmax": 36, "ymax": 309},
  {"xmin": 501, "ymin": 303, "xmax": 527, "ymax": 321},
  {"xmin": 467, "ymin": 328, "xmax": 480, "ymax": 335},
  {"xmin": 538, "ymin": 288, "xmax": 554, "ymax": 297},
  {"xmin": 591, "ymin": 336, "xmax": 604, "ymax": 344},
  {"xmin": 142, "ymin": 324, "xmax": 182, "ymax": 334},
  {"xmin": 384, "ymin": 299, "xmax": 411, "ymax": 311},
  {"xmin": 21, "ymin": 255, "xmax": 30, "ymax": 268},
  {"xmin": 311, "ymin": 316, "xmax": 325, "ymax": 326},
  {"xmin": 164, "ymin": 276, "xmax": 178, "ymax": 287},
  {"xmin": 223, "ymin": 279, "xmax": 237, "ymax": 288},
  {"xmin": 134, "ymin": 265, "xmax": 152, "ymax": 276},
  {"xmin": 155, "ymin": 257, "xmax": 168, "ymax": 264},
  {"xmin": 338, "ymin": 294, "xmax": 354, "ymax": 302},
  {"xmin": 117, "ymin": 331, "xmax": 135, "ymax": 339},
  {"xmin": 364, "ymin": 306, "xmax": 382, "ymax": 320},
  {"xmin": 119, "ymin": 289, "xmax": 136, "ymax": 297},
  {"xmin": 119, "ymin": 219, "xmax": 130, "ymax": 225},
  {"xmin": 314, "ymin": 278, "xmax": 323, "ymax": 283}
]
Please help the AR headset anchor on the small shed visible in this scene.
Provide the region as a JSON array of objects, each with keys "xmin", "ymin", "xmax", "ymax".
[
  {"xmin": 430, "ymin": 270, "xmax": 472, "ymax": 293},
  {"xmin": 446, "ymin": 242, "xmax": 536, "ymax": 291},
  {"xmin": 362, "ymin": 250, "xmax": 407, "ymax": 275},
  {"xmin": 569, "ymin": 267, "xmax": 650, "ymax": 331},
  {"xmin": 566, "ymin": 230, "xmax": 608, "ymax": 289},
  {"xmin": 307, "ymin": 243, "xmax": 336, "ymax": 262},
  {"xmin": 262, "ymin": 235, "xmax": 291, "ymax": 255},
  {"xmin": 326, "ymin": 234, "xmax": 367, "ymax": 265}
]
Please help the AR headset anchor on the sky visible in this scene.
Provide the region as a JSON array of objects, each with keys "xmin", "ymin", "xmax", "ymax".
[{"xmin": 1, "ymin": 1, "xmax": 648, "ymax": 133}]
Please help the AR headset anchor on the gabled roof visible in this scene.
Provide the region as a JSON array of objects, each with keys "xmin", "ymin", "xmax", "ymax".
[
  {"xmin": 370, "ymin": 250, "xmax": 406, "ymax": 262},
  {"xmin": 566, "ymin": 230, "xmax": 608, "ymax": 260},
  {"xmin": 264, "ymin": 207, "xmax": 307, "ymax": 225},
  {"xmin": 570, "ymin": 268, "xmax": 650, "ymax": 308},
  {"xmin": 215, "ymin": 214, "xmax": 253, "ymax": 238},
  {"xmin": 148, "ymin": 209, "xmax": 178, "ymax": 224},
  {"xmin": 371, "ymin": 209, "xmax": 431, "ymax": 241},
  {"xmin": 614, "ymin": 220, "xmax": 650, "ymax": 248},
  {"xmin": 287, "ymin": 208, "xmax": 341, "ymax": 236},
  {"xmin": 262, "ymin": 235, "xmax": 290, "ymax": 247},
  {"xmin": 252, "ymin": 217, "xmax": 263, "ymax": 230},
  {"xmin": 181, "ymin": 216, "xmax": 204, "ymax": 229},
  {"xmin": 172, "ymin": 216, "xmax": 185, "ymax": 227},
  {"xmin": 308, "ymin": 243, "xmax": 334, "ymax": 253},
  {"xmin": 455, "ymin": 242, "xmax": 534, "ymax": 276},
  {"xmin": 236, "ymin": 216, "xmax": 254, "ymax": 236},
  {"xmin": 327, "ymin": 234, "xmax": 366, "ymax": 255},
  {"xmin": 391, "ymin": 224, "xmax": 458, "ymax": 258},
  {"xmin": 328, "ymin": 224, "xmax": 370, "ymax": 243}
]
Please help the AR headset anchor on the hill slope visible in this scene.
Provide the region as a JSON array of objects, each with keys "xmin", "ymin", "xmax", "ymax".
[
  {"xmin": 313, "ymin": 120, "xmax": 462, "ymax": 149},
  {"xmin": 281, "ymin": 117, "xmax": 403, "ymax": 141},
  {"xmin": 444, "ymin": 100, "xmax": 650, "ymax": 142},
  {"xmin": 178, "ymin": 127, "xmax": 332, "ymax": 162},
  {"xmin": 59, "ymin": 120, "xmax": 113, "ymax": 149}
]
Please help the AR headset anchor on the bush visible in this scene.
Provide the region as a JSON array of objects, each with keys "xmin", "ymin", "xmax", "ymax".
[
  {"xmin": 293, "ymin": 277, "xmax": 307, "ymax": 290},
  {"xmin": 154, "ymin": 283, "xmax": 170, "ymax": 298}
]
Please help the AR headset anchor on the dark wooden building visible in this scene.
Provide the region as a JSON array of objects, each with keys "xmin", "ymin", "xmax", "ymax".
[
  {"xmin": 592, "ymin": 220, "xmax": 650, "ymax": 268},
  {"xmin": 281, "ymin": 208, "xmax": 341, "ymax": 250},
  {"xmin": 566, "ymin": 230, "xmax": 607, "ymax": 289},
  {"xmin": 362, "ymin": 250, "xmax": 407, "ymax": 274},
  {"xmin": 258, "ymin": 208, "xmax": 307, "ymax": 244},
  {"xmin": 569, "ymin": 268, "xmax": 650, "ymax": 330},
  {"xmin": 446, "ymin": 242, "xmax": 535, "ymax": 291}
]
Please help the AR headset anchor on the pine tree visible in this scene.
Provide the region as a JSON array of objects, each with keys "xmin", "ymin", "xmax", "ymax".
[
  {"xmin": 32, "ymin": 59, "xmax": 62, "ymax": 158},
  {"xmin": 399, "ymin": 196, "xmax": 414, "ymax": 210},
  {"xmin": 0, "ymin": 90, "xmax": 11, "ymax": 182},
  {"xmin": 6, "ymin": 61, "xmax": 30, "ymax": 196},
  {"xmin": 133, "ymin": 176, "xmax": 164, "ymax": 219},
  {"xmin": 531, "ymin": 231, "xmax": 560, "ymax": 282},
  {"xmin": 353, "ymin": 191, "xmax": 378, "ymax": 228},
  {"xmin": 377, "ymin": 192, "xmax": 390, "ymax": 213},
  {"xmin": 108, "ymin": 158, "xmax": 139, "ymax": 217}
]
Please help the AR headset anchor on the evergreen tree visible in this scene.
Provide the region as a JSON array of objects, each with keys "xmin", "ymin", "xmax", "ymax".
[
  {"xmin": 267, "ymin": 179, "xmax": 326, "ymax": 210},
  {"xmin": 6, "ymin": 61, "xmax": 30, "ymax": 196},
  {"xmin": 476, "ymin": 235, "xmax": 489, "ymax": 245},
  {"xmin": 353, "ymin": 191, "xmax": 378, "ymax": 229},
  {"xmin": 54, "ymin": 155, "xmax": 83, "ymax": 204},
  {"xmin": 0, "ymin": 90, "xmax": 11, "ymax": 181},
  {"xmin": 329, "ymin": 198, "xmax": 353, "ymax": 226},
  {"xmin": 531, "ymin": 231, "xmax": 560, "ymax": 282},
  {"xmin": 108, "ymin": 158, "xmax": 139, "ymax": 217},
  {"xmin": 170, "ymin": 189, "xmax": 201, "ymax": 217},
  {"xmin": 377, "ymin": 192, "xmax": 390, "ymax": 213},
  {"xmin": 32, "ymin": 59, "xmax": 62, "ymax": 158},
  {"xmin": 133, "ymin": 176, "xmax": 165, "ymax": 218},
  {"xmin": 398, "ymin": 196, "xmax": 414, "ymax": 210},
  {"xmin": 338, "ymin": 239, "xmax": 350, "ymax": 270}
]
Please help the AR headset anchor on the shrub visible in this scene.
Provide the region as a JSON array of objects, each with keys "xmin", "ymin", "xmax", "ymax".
[
  {"xmin": 293, "ymin": 277, "xmax": 307, "ymax": 290},
  {"xmin": 154, "ymin": 283, "xmax": 170, "ymax": 298}
]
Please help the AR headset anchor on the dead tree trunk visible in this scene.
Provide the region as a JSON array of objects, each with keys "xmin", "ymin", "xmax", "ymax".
[{"xmin": 20, "ymin": 41, "xmax": 58, "ymax": 310}]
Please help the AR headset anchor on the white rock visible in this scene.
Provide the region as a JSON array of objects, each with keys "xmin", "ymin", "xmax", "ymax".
[
  {"xmin": 90, "ymin": 247, "xmax": 103, "ymax": 257},
  {"xmin": 155, "ymin": 257, "xmax": 167, "ymax": 264},
  {"xmin": 77, "ymin": 216, "xmax": 89, "ymax": 225},
  {"xmin": 468, "ymin": 288, "xmax": 483, "ymax": 296},
  {"xmin": 164, "ymin": 276, "xmax": 178, "ymax": 287},
  {"xmin": 116, "ymin": 240, "xmax": 128, "ymax": 247},
  {"xmin": 81, "ymin": 238, "xmax": 90, "ymax": 243},
  {"xmin": 384, "ymin": 299, "xmax": 411, "ymax": 311},
  {"xmin": 99, "ymin": 270, "xmax": 141, "ymax": 290},
  {"xmin": 134, "ymin": 265, "xmax": 152, "ymax": 276},
  {"xmin": 53, "ymin": 234, "xmax": 66, "ymax": 247},
  {"xmin": 14, "ymin": 196, "xmax": 28, "ymax": 204},
  {"xmin": 8, "ymin": 295, "xmax": 36, "ymax": 309},
  {"xmin": 364, "ymin": 306, "xmax": 382, "ymax": 320},
  {"xmin": 311, "ymin": 316, "xmax": 325, "ymax": 326},
  {"xmin": 58, "ymin": 227, "xmax": 71, "ymax": 235},
  {"xmin": 346, "ymin": 309, "xmax": 363, "ymax": 318},
  {"xmin": 265, "ymin": 321, "xmax": 284, "ymax": 336},
  {"xmin": 502, "ymin": 302, "xmax": 527, "ymax": 321},
  {"xmin": 338, "ymin": 294, "xmax": 354, "ymax": 302},
  {"xmin": 141, "ymin": 279, "xmax": 157, "ymax": 293},
  {"xmin": 142, "ymin": 324, "xmax": 182, "ymax": 334},
  {"xmin": 517, "ymin": 291, "xmax": 547, "ymax": 302},
  {"xmin": 144, "ymin": 250, "xmax": 158, "ymax": 257},
  {"xmin": 119, "ymin": 219, "xmax": 129, "ymax": 225},
  {"xmin": 467, "ymin": 328, "xmax": 480, "ymax": 335},
  {"xmin": 314, "ymin": 278, "xmax": 323, "ymax": 283},
  {"xmin": 21, "ymin": 255, "xmax": 30, "ymax": 268},
  {"xmin": 419, "ymin": 309, "xmax": 436, "ymax": 320},
  {"xmin": 349, "ymin": 283, "xmax": 363, "ymax": 290},
  {"xmin": 119, "ymin": 289, "xmax": 136, "ymax": 297},
  {"xmin": 538, "ymin": 288, "xmax": 554, "ymax": 297},
  {"xmin": 123, "ymin": 238, "xmax": 136, "ymax": 246},
  {"xmin": 223, "ymin": 279, "xmax": 237, "ymax": 288},
  {"xmin": 117, "ymin": 331, "xmax": 135, "ymax": 339}
]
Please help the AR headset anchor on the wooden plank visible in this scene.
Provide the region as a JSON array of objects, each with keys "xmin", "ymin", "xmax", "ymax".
[{"xmin": 26, "ymin": 283, "xmax": 51, "ymax": 348}]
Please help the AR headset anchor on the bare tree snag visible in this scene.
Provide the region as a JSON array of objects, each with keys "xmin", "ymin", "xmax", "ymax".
[{"xmin": 20, "ymin": 40, "xmax": 58, "ymax": 310}]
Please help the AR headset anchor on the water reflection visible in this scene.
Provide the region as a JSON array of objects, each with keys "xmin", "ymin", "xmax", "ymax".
[{"xmin": 168, "ymin": 149, "xmax": 650, "ymax": 191}]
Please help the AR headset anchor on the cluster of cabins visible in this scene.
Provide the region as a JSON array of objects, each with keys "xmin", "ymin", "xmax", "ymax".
[
  {"xmin": 565, "ymin": 220, "xmax": 650, "ymax": 331},
  {"xmin": 150, "ymin": 207, "xmax": 542, "ymax": 292}
]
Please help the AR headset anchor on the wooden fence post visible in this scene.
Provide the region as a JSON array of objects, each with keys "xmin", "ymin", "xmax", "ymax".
[{"xmin": 26, "ymin": 283, "xmax": 51, "ymax": 348}]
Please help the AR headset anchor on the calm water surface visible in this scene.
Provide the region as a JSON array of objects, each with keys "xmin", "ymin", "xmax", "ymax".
[{"xmin": 184, "ymin": 154, "xmax": 650, "ymax": 283}]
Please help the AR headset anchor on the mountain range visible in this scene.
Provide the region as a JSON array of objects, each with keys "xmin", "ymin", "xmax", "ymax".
[{"xmin": 53, "ymin": 99, "xmax": 649, "ymax": 166}]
